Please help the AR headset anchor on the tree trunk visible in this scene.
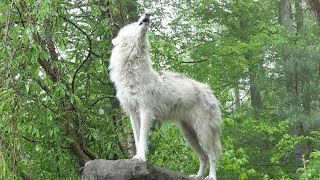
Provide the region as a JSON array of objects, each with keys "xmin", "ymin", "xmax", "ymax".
[
  {"xmin": 295, "ymin": 0, "xmax": 303, "ymax": 31},
  {"xmin": 235, "ymin": 82, "xmax": 241, "ymax": 108},
  {"xmin": 239, "ymin": 20, "xmax": 263, "ymax": 110},
  {"xmin": 279, "ymin": 0, "xmax": 292, "ymax": 27},
  {"xmin": 279, "ymin": 0, "xmax": 310, "ymax": 172},
  {"xmin": 306, "ymin": 0, "xmax": 320, "ymax": 24},
  {"xmin": 248, "ymin": 66, "xmax": 262, "ymax": 109},
  {"xmin": 279, "ymin": 0, "xmax": 298, "ymax": 106},
  {"xmin": 296, "ymin": 0, "xmax": 311, "ymax": 113}
]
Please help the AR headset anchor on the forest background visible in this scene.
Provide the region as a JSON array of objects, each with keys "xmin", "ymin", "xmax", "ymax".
[{"xmin": 1, "ymin": 0, "xmax": 320, "ymax": 179}]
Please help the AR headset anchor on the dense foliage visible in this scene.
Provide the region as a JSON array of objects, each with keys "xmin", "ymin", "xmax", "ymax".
[{"xmin": 1, "ymin": 0, "xmax": 319, "ymax": 179}]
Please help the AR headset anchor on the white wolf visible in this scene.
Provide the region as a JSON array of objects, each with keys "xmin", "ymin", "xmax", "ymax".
[{"xmin": 109, "ymin": 13, "xmax": 222, "ymax": 180}]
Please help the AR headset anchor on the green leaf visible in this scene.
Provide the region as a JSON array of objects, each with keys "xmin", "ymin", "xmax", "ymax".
[{"xmin": 239, "ymin": 173, "xmax": 248, "ymax": 180}]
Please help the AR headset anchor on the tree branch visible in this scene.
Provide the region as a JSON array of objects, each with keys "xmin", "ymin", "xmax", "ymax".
[
  {"xmin": 81, "ymin": 146, "xmax": 98, "ymax": 160},
  {"xmin": 58, "ymin": 15, "xmax": 92, "ymax": 94},
  {"xmin": 33, "ymin": 32, "xmax": 59, "ymax": 82},
  {"xmin": 69, "ymin": 142, "xmax": 90, "ymax": 166},
  {"xmin": 21, "ymin": 135, "xmax": 69, "ymax": 149},
  {"xmin": 181, "ymin": 59, "xmax": 210, "ymax": 64},
  {"xmin": 44, "ymin": 19, "xmax": 59, "ymax": 62},
  {"xmin": 11, "ymin": 0, "xmax": 25, "ymax": 28},
  {"xmin": 0, "ymin": 20, "xmax": 28, "ymax": 29},
  {"xmin": 88, "ymin": 95, "xmax": 116, "ymax": 109}
]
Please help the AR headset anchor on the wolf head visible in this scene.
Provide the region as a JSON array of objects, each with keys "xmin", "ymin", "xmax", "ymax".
[{"xmin": 112, "ymin": 13, "xmax": 150, "ymax": 46}]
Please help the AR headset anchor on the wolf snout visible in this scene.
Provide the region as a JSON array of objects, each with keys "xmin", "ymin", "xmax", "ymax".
[{"xmin": 138, "ymin": 13, "xmax": 150, "ymax": 26}]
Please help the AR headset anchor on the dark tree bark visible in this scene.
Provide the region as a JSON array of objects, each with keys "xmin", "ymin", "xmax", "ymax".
[
  {"xmin": 279, "ymin": 0, "xmax": 299, "ymax": 106},
  {"xmin": 279, "ymin": 0, "xmax": 292, "ymax": 27},
  {"xmin": 239, "ymin": 19, "xmax": 263, "ymax": 110},
  {"xmin": 235, "ymin": 82, "xmax": 241, "ymax": 108},
  {"xmin": 295, "ymin": 0, "xmax": 304, "ymax": 31},
  {"xmin": 297, "ymin": 0, "xmax": 312, "ymax": 114},
  {"xmin": 249, "ymin": 70, "xmax": 262, "ymax": 109},
  {"xmin": 306, "ymin": 0, "xmax": 320, "ymax": 24}
]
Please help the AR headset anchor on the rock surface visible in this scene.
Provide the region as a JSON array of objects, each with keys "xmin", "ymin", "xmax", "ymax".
[{"xmin": 82, "ymin": 159, "xmax": 193, "ymax": 180}]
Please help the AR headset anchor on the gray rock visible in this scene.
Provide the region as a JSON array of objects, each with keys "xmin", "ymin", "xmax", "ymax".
[{"xmin": 82, "ymin": 159, "xmax": 193, "ymax": 180}]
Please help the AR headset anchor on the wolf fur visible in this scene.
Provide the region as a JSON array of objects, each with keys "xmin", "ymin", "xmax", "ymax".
[{"xmin": 109, "ymin": 13, "xmax": 222, "ymax": 180}]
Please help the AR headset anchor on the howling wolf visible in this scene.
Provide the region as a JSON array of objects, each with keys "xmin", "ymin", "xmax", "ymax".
[{"xmin": 109, "ymin": 13, "xmax": 222, "ymax": 180}]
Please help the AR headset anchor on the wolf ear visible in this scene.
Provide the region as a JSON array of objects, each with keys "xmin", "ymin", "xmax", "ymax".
[{"xmin": 112, "ymin": 38, "xmax": 118, "ymax": 46}]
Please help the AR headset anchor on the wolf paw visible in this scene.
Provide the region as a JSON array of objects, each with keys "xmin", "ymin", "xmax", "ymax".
[
  {"xmin": 204, "ymin": 175, "xmax": 216, "ymax": 180},
  {"xmin": 132, "ymin": 154, "xmax": 146, "ymax": 161}
]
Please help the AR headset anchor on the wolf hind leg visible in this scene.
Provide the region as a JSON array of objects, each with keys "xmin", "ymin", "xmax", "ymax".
[
  {"xmin": 179, "ymin": 121, "xmax": 208, "ymax": 179},
  {"xmin": 202, "ymin": 130, "xmax": 222, "ymax": 180}
]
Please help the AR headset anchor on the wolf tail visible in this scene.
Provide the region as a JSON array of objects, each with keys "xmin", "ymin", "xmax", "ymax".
[{"xmin": 196, "ymin": 84, "xmax": 222, "ymax": 160}]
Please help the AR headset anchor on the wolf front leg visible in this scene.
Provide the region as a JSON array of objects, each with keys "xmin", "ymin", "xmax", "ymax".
[
  {"xmin": 132, "ymin": 109, "xmax": 153, "ymax": 161},
  {"xmin": 128, "ymin": 109, "xmax": 140, "ymax": 152}
]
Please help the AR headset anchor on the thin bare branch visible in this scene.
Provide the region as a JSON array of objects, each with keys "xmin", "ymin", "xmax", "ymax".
[
  {"xmin": 89, "ymin": 95, "xmax": 117, "ymax": 109},
  {"xmin": 58, "ymin": 15, "xmax": 92, "ymax": 94}
]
